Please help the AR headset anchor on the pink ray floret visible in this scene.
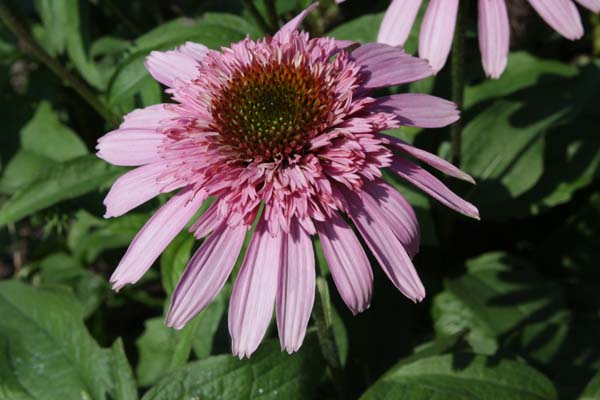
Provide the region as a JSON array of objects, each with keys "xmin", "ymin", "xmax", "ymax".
[
  {"xmin": 97, "ymin": 4, "xmax": 478, "ymax": 358},
  {"xmin": 374, "ymin": 0, "xmax": 599, "ymax": 78}
]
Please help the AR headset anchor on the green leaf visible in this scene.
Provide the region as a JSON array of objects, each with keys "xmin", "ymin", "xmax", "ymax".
[
  {"xmin": 107, "ymin": 14, "xmax": 259, "ymax": 113},
  {"xmin": 0, "ymin": 102, "xmax": 88, "ymax": 193},
  {"xmin": 160, "ymin": 233, "xmax": 195, "ymax": 296},
  {"xmin": 36, "ymin": 252, "xmax": 106, "ymax": 318},
  {"xmin": 327, "ymin": 13, "xmax": 383, "ymax": 44},
  {"xmin": 360, "ymin": 353, "xmax": 557, "ymax": 400},
  {"xmin": 0, "ymin": 280, "xmax": 137, "ymax": 400},
  {"xmin": 465, "ymin": 52, "xmax": 577, "ymax": 108},
  {"xmin": 191, "ymin": 285, "xmax": 229, "ymax": 359},
  {"xmin": 0, "ymin": 155, "xmax": 123, "ymax": 226},
  {"xmin": 461, "ymin": 62, "xmax": 600, "ymax": 220},
  {"xmin": 432, "ymin": 252, "xmax": 570, "ymax": 364},
  {"xmin": 580, "ymin": 370, "xmax": 600, "ymax": 400},
  {"xmin": 142, "ymin": 333, "xmax": 325, "ymax": 400}
]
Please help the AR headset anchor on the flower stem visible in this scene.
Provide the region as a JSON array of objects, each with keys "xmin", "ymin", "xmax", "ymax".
[
  {"xmin": 313, "ymin": 277, "xmax": 346, "ymax": 399},
  {"xmin": 450, "ymin": 1, "xmax": 467, "ymax": 166},
  {"xmin": 0, "ymin": 0, "xmax": 120, "ymax": 127}
]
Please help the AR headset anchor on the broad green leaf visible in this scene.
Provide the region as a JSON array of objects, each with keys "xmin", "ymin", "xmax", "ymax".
[
  {"xmin": 36, "ymin": 252, "xmax": 106, "ymax": 318},
  {"xmin": 465, "ymin": 52, "xmax": 577, "ymax": 108},
  {"xmin": 0, "ymin": 155, "xmax": 123, "ymax": 226},
  {"xmin": 462, "ymin": 62, "xmax": 600, "ymax": 220},
  {"xmin": 160, "ymin": 233, "xmax": 195, "ymax": 296},
  {"xmin": 581, "ymin": 370, "xmax": 600, "ymax": 400},
  {"xmin": 327, "ymin": 13, "xmax": 384, "ymax": 44},
  {"xmin": 0, "ymin": 102, "xmax": 88, "ymax": 193},
  {"xmin": 107, "ymin": 14, "xmax": 260, "ymax": 113},
  {"xmin": 191, "ymin": 284, "xmax": 230, "ymax": 359},
  {"xmin": 360, "ymin": 353, "xmax": 557, "ymax": 400},
  {"xmin": 142, "ymin": 333, "xmax": 325, "ymax": 400},
  {"xmin": 0, "ymin": 280, "xmax": 137, "ymax": 400},
  {"xmin": 432, "ymin": 252, "xmax": 570, "ymax": 364}
]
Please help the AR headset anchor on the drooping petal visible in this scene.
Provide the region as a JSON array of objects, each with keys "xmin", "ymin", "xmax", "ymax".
[
  {"xmin": 274, "ymin": 3, "xmax": 319, "ymax": 41},
  {"xmin": 575, "ymin": 0, "xmax": 600, "ymax": 12},
  {"xmin": 229, "ymin": 218, "xmax": 283, "ymax": 358},
  {"xmin": 351, "ymin": 43, "xmax": 433, "ymax": 89},
  {"xmin": 316, "ymin": 213, "xmax": 373, "ymax": 314},
  {"xmin": 345, "ymin": 190, "xmax": 425, "ymax": 302},
  {"xmin": 363, "ymin": 180, "xmax": 420, "ymax": 258},
  {"xmin": 528, "ymin": 0, "xmax": 584, "ymax": 40},
  {"xmin": 145, "ymin": 42, "xmax": 207, "ymax": 88},
  {"xmin": 381, "ymin": 133, "xmax": 475, "ymax": 183},
  {"xmin": 119, "ymin": 104, "xmax": 172, "ymax": 130},
  {"xmin": 418, "ymin": 0, "xmax": 459, "ymax": 73},
  {"xmin": 276, "ymin": 221, "xmax": 315, "ymax": 354},
  {"xmin": 109, "ymin": 189, "xmax": 205, "ymax": 290},
  {"xmin": 377, "ymin": 0, "xmax": 423, "ymax": 46},
  {"xmin": 103, "ymin": 163, "xmax": 170, "ymax": 218},
  {"xmin": 478, "ymin": 0, "xmax": 510, "ymax": 79},
  {"xmin": 372, "ymin": 93, "xmax": 460, "ymax": 128},
  {"xmin": 166, "ymin": 223, "xmax": 246, "ymax": 329},
  {"xmin": 389, "ymin": 156, "xmax": 480, "ymax": 219},
  {"xmin": 96, "ymin": 129, "xmax": 164, "ymax": 166},
  {"xmin": 190, "ymin": 201, "xmax": 221, "ymax": 239}
]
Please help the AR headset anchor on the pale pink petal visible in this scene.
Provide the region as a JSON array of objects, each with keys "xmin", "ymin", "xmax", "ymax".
[
  {"xmin": 478, "ymin": 0, "xmax": 510, "ymax": 79},
  {"xmin": 389, "ymin": 156, "xmax": 480, "ymax": 219},
  {"xmin": 316, "ymin": 213, "xmax": 373, "ymax": 314},
  {"xmin": 575, "ymin": 0, "xmax": 600, "ymax": 12},
  {"xmin": 96, "ymin": 129, "xmax": 164, "ymax": 166},
  {"xmin": 351, "ymin": 43, "xmax": 433, "ymax": 89},
  {"xmin": 103, "ymin": 163, "xmax": 170, "ymax": 218},
  {"xmin": 363, "ymin": 180, "xmax": 421, "ymax": 258},
  {"xmin": 109, "ymin": 189, "xmax": 205, "ymax": 290},
  {"xmin": 176, "ymin": 41, "xmax": 210, "ymax": 61},
  {"xmin": 120, "ymin": 104, "xmax": 172, "ymax": 129},
  {"xmin": 166, "ymin": 223, "xmax": 246, "ymax": 329},
  {"xmin": 381, "ymin": 133, "xmax": 475, "ymax": 183},
  {"xmin": 276, "ymin": 221, "xmax": 315, "ymax": 354},
  {"xmin": 145, "ymin": 44, "xmax": 204, "ymax": 88},
  {"xmin": 528, "ymin": 0, "xmax": 584, "ymax": 40},
  {"xmin": 229, "ymin": 218, "xmax": 283, "ymax": 358},
  {"xmin": 372, "ymin": 93, "xmax": 460, "ymax": 128},
  {"xmin": 336, "ymin": 0, "xmax": 345, "ymax": 3},
  {"xmin": 377, "ymin": 0, "xmax": 423, "ymax": 46},
  {"xmin": 274, "ymin": 3, "xmax": 318, "ymax": 41},
  {"xmin": 346, "ymin": 190, "xmax": 425, "ymax": 302},
  {"xmin": 190, "ymin": 201, "xmax": 221, "ymax": 239},
  {"xmin": 418, "ymin": 0, "xmax": 459, "ymax": 73}
]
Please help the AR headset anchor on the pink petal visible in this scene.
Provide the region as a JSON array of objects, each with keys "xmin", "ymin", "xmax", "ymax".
[
  {"xmin": 166, "ymin": 223, "xmax": 246, "ymax": 329},
  {"xmin": 190, "ymin": 201, "xmax": 221, "ymax": 239},
  {"xmin": 345, "ymin": 191, "xmax": 425, "ymax": 302},
  {"xmin": 316, "ymin": 212, "xmax": 373, "ymax": 315},
  {"xmin": 478, "ymin": 0, "xmax": 510, "ymax": 79},
  {"xmin": 276, "ymin": 221, "xmax": 315, "ymax": 354},
  {"xmin": 372, "ymin": 93, "xmax": 460, "ymax": 128},
  {"xmin": 274, "ymin": 3, "xmax": 318, "ymax": 41},
  {"xmin": 120, "ymin": 104, "xmax": 171, "ymax": 130},
  {"xmin": 389, "ymin": 156, "xmax": 480, "ymax": 219},
  {"xmin": 351, "ymin": 43, "xmax": 433, "ymax": 89},
  {"xmin": 145, "ymin": 42, "xmax": 208, "ymax": 88},
  {"xmin": 364, "ymin": 180, "xmax": 421, "ymax": 258},
  {"xmin": 103, "ymin": 163, "xmax": 170, "ymax": 218},
  {"xmin": 381, "ymin": 133, "xmax": 475, "ymax": 183},
  {"xmin": 418, "ymin": 0, "xmax": 459, "ymax": 73},
  {"xmin": 575, "ymin": 0, "xmax": 600, "ymax": 12},
  {"xmin": 96, "ymin": 129, "xmax": 164, "ymax": 166},
  {"xmin": 229, "ymin": 218, "xmax": 283, "ymax": 358},
  {"xmin": 528, "ymin": 0, "xmax": 584, "ymax": 40},
  {"xmin": 377, "ymin": 0, "xmax": 423, "ymax": 46},
  {"xmin": 110, "ymin": 189, "xmax": 205, "ymax": 290}
]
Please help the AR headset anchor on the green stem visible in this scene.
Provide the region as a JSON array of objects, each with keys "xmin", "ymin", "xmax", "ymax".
[
  {"xmin": 450, "ymin": 2, "xmax": 467, "ymax": 167},
  {"xmin": 313, "ymin": 277, "xmax": 346, "ymax": 399},
  {"xmin": 243, "ymin": 0, "xmax": 274, "ymax": 34},
  {"xmin": 0, "ymin": 0, "xmax": 120, "ymax": 127}
]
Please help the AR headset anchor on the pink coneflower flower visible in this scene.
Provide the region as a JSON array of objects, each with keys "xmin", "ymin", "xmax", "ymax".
[
  {"xmin": 377, "ymin": 0, "xmax": 600, "ymax": 78},
  {"xmin": 97, "ymin": 4, "xmax": 478, "ymax": 358}
]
